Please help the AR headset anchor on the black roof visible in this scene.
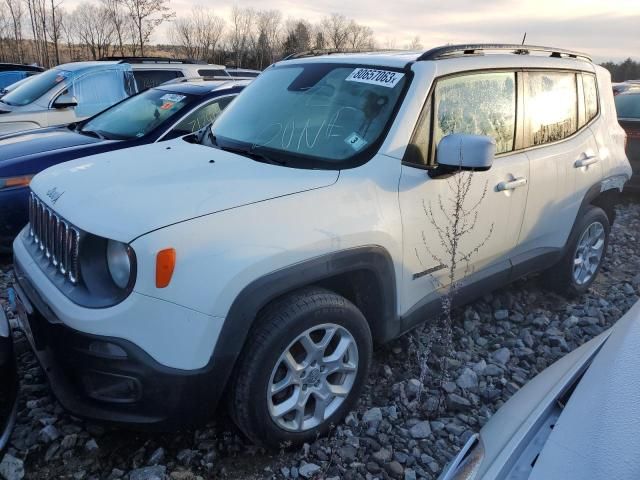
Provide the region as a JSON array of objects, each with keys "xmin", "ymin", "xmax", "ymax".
[{"xmin": 0, "ymin": 63, "xmax": 44, "ymax": 72}]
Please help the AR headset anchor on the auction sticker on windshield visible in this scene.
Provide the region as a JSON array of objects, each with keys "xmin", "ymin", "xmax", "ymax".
[{"xmin": 346, "ymin": 68, "xmax": 404, "ymax": 88}]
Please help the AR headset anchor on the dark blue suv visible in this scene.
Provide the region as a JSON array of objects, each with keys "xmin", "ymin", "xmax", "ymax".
[{"xmin": 0, "ymin": 80, "xmax": 248, "ymax": 250}]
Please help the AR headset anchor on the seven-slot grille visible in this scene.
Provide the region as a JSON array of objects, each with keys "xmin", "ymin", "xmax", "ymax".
[{"xmin": 28, "ymin": 192, "xmax": 80, "ymax": 284}]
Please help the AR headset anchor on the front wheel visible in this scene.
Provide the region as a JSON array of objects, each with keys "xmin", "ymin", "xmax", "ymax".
[
  {"xmin": 228, "ymin": 287, "xmax": 372, "ymax": 446},
  {"xmin": 544, "ymin": 205, "xmax": 610, "ymax": 296}
]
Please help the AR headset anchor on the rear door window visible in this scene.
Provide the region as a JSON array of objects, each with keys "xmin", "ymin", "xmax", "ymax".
[
  {"xmin": 525, "ymin": 72, "xmax": 578, "ymax": 146},
  {"xmin": 134, "ymin": 70, "xmax": 184, "ymax": 91}
]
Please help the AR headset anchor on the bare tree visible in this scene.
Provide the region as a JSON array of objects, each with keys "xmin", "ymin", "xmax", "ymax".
[
  {"xmin": 412, "ymin": 154, "xmax": 494, "ymax": 405},
  {"xmin": 48, "ymin": 0, "xmax": 64, "ymax": 64},
  {"xmin": 5, "ymin": 0, "xmax": 24, "ymax": 63},
  {"xmin": 406, "ymin": 35, "xmax": 423, "ymax": 50},
  {"xmin": 321, "ymin": 13, "xmax": 349, "ymax": 50},
  {"xmin": 101, "ymin": 0, "xmax": 130, "ymax": 56},
  {"xmin": 123, "ymin": 0, "xmax": 174, "ymax": 56},
  {"xmin": 346, "ymin": 20, "xmax": 373, "ymax": 50},
  {"xmin": 253, "ymin": 9, "xmax": 281, "ymax": 68},
  {"xmin": 171, "ymin": 7, "xmax": 225, "ymax": 61},
  {"xmin": 71, "ymin": 3, "xmax": 115, "ymax": 60},
  {"xmin": 228, "ymin": 5, "xmax": 254, "ymax": 67}
]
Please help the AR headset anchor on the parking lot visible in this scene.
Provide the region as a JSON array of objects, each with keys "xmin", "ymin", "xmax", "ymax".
[{"xmin": 1, "ymin": 197, "xmax": 638, "ymax": 480}]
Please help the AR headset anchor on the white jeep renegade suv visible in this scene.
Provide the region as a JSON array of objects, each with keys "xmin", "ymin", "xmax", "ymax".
[{"xmin": 11, "ymin": 44, "xmax": 630, "ymax": 446}]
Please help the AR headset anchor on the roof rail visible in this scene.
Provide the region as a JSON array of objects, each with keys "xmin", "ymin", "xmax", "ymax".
[
  {"xmin": 417, "ymin": 44, "xmax": 592, "ymax": 62},
  {"xmin": 99, "ymin": 56, "xmax": 205, "ymax": 65},
  {"xmin": 282, "ymin": 48, "xmax": 401, "ymax": 61}
]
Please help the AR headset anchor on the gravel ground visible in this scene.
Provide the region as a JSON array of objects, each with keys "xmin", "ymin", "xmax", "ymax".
[{"xmin": 1, "ymin": 200, "xmax": 639, "ymax": 480}]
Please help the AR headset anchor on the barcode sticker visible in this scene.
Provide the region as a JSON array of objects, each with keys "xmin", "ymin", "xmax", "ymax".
[{"xmin": 346, "ymin": 68, "xmax": 404, "ymax": 88}]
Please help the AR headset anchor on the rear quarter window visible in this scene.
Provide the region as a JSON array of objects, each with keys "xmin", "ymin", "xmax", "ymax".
[{"xmin": 582, "ymin": 73, "xmax": 599, "ymax": 125}]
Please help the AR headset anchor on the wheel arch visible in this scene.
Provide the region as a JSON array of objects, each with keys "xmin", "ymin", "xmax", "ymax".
[
  {"xmin": 579, "ymin": 177, "xmax": 625, "ymax": 226},
  {"xmin": 209, "ymin": 246, "xmax": 399, "ymax": 393}
]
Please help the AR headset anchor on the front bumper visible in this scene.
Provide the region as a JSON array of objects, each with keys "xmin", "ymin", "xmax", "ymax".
[
  {"xmin": 12, "ymin": 260, "xmax": 229, "ymax": 430},
  {"xmin": 0, "ymin": 307, "xmax": 18, "ymax": 451}
]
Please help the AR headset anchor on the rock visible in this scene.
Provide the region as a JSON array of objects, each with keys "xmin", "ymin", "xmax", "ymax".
[
  {"xmin": 494, "ymin": 309, "xmax": 509, "ymax": 320},
  {"xmin": 60, "ymin": 434, "xmax": 78, "ymax": 451},
  {"xmin": 373, "ymin": 447, "xmax": 392, "ymax": 463},
  {"xmin": 456, "ymin": 368, "xmax": 478, "ymax": 390},
  {"xmin": 38, "ymin": 425, "xmax": 60, "ymax": 444},
  {"xmin": 492, "ymin": 347, "xmax": 511, "ymax": 365},
  {"xmin": 447, "ymin": 394, "xmax": 471, "ymax": 411},
  {"xmin": 148, "ymin": 447, "xmax": 165, "ymax": 466},
  {"xmin": 404, "ymin": 468, "xmax": 417, "ymax": 480},
  {"xmin": 128, "ymin": 466, "xmax": 167, "ymax": 480},
  {"xmin": 0, "ymin": 455, "xmax": 24, "ymax": 480},
  {"xmin": 84, "ymin": 439, "xmax": 99, "ymax": 454},
  {"xmin": 339, "ymin": 445, "xmax": 357, "ymax": 463},
  {"xmin": 409, "ymin": 421, "xmax": 432, "ymax": 439},
  {"xmin": 483, "ymin": 364, "xmax": 503, "ymax": 376},
  {"xmin": 406, "ymin": 379, "xmax": 422, "ymax": 399},
  {"xmin": 363, "ymin": 407, "xmax": 383, "ymax": 424},
  {"xmin": 298, "ymin": 463, "xmax": 321, "ymax": 478},
  {"xmin": 385, "ymin": 460, "xmax": 404, "ymax": 478}
]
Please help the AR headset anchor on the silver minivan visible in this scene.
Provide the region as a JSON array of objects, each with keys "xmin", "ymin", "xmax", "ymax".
[{"xmin": 0, "ymin": 61, "xmax": 137, "ymax": 135}]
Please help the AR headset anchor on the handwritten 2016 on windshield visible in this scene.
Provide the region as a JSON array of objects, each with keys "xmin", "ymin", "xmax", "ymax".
[{"xmin": 346, "ymin": 68, "xmax": 404, "ymax": 88}]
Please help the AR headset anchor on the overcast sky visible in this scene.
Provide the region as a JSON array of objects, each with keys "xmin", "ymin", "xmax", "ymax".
[{"xmin": 69, "ymin": 0, "xmax": 640, "ymax": 62}]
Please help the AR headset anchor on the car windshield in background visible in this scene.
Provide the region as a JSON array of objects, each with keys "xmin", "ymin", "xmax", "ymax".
[
  {"xmin": 81, "ymin": 88, "xmax": 194, "ymax": 140},
  {"xmin": 211, "ymin": 63, "xmax": 408, "ymax": 166},
  {"xmin": 1, "ymin": 68, "xmax": 71, "ymax": 106},
  {"xmin": 615, "ymin": 93, "xmax": 640, "ymax": 119}
]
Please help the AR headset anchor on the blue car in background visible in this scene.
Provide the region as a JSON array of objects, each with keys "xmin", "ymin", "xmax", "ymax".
[
  {"xmin": 0, "ymin": 63, "xmax": 43, "ymax": 91},
  {"xmin": 0, "ymin": 79, "xmax": 248, "ymax": 250}
]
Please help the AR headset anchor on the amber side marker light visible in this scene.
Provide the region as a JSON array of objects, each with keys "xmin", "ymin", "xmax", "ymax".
[
  {"xmin": 0, "ymin": 175, "xmax": 34, "ymax": 190},
  {"xmin": 156, "ymin": 248, "xmax": 176, "ymax": 288}
]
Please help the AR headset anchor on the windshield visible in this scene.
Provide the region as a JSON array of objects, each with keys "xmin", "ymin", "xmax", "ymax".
[
  {"xmin": 81, "ymin": 88, "xmax": 194, "ymax": 140},
  {"xmin": 615, "ymin": 94, "xmax": 640, "ymax": 119},
  {"xmin": 2, "ymin": 68, "xmax": 71, "ymax": 106},
  {"xmin": 211, "ymin": 63, "xmax": 408, "ymax": 167}
]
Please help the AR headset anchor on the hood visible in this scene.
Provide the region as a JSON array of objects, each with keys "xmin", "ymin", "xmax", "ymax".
[
  {"xmin": 0, "ymin": 103, "xmax": 45, "ymax": 135},
  {"xmin": 530, "ymin": 299, "xmax": 640, "ymax": 480},
  {"xmin": 0, "ymin": 127, "xmax": 102, "ymax": 162},
  {"xmin": 30, "ymin": 138, "xmax": 339, "ymax": 242}
]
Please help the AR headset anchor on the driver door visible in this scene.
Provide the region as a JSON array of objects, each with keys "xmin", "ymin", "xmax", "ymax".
[{"xmin": 399, "ymin": 70, "xmax": 529, "ymax": 321}]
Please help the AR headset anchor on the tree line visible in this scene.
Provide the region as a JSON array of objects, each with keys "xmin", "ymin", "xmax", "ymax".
[
  {"xmin": 600, "ymin": 58, "xmax": 640, "ymax": 82},
  {"xmin": 0, "ymin": 1, "xmax": 413, "ymax": 70}
]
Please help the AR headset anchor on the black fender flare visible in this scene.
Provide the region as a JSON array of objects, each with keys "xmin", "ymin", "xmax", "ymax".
[{"xmin": 208, "ymin": 246, "xmax": 398, "ymax": 392}]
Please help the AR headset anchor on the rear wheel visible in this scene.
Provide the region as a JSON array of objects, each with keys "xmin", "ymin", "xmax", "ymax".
[
  {"xmin": 228, "ymin": 287, "xmax": 372, "ymax": 446},
  {"xmin": 544, "ymin": 205, "xmax": 610, "ymax": 295}
]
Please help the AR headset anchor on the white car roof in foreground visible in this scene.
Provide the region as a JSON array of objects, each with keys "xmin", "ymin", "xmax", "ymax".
[{"xmin": 530, "ymin": 299, "xmax": 640, "ymax": 480}]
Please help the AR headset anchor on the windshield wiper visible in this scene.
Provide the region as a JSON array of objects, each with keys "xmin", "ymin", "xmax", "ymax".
[{"xmin": 217, "ymin": 144, "xmax": 287, "ymax": 166}]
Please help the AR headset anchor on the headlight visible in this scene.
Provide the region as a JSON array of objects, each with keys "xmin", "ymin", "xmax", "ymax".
[
  {"xmin": 106, "ymin": 240, "xmax": 133, "ymax": 289},
  {"xmin": 0, "ymin": 175, "xmax": 33, "ymax": 191}
]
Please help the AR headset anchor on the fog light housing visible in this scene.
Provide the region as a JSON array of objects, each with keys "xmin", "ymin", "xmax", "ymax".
[{"xmin": 81, "ymin": 371, "xmax": 141, "ymax": 404}]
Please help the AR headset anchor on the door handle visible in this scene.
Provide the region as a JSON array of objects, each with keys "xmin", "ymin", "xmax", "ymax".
[
  {"xmin": 497, "ymin": 177, "xmax": 527, "ymax": 192},
  {"xmin": 574, "ymin": 155, "xmax": 599, "ymax": 168}
]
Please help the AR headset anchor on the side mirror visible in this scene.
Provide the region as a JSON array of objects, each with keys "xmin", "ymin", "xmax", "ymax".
[
  {"xmin": 436, "ymin": 134, "xmax": 496, "ymax": 173},
  {"xmin": 53, "ymin": 93, "xmax": 78, "ymax": 109}
]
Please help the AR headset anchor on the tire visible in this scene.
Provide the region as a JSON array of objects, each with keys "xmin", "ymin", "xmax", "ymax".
[
  {"xmin": 228, "ymin": 287, "xmax": 372, "ymax": 447},
  {"xmin": 544, "ymin": 205, "xmax": 610, "ymax": 296}
]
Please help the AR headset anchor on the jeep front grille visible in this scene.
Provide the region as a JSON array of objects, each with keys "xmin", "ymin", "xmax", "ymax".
[{"xmin": 28, "ymin": 192, "xmax": 80, "ymax": 284}]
